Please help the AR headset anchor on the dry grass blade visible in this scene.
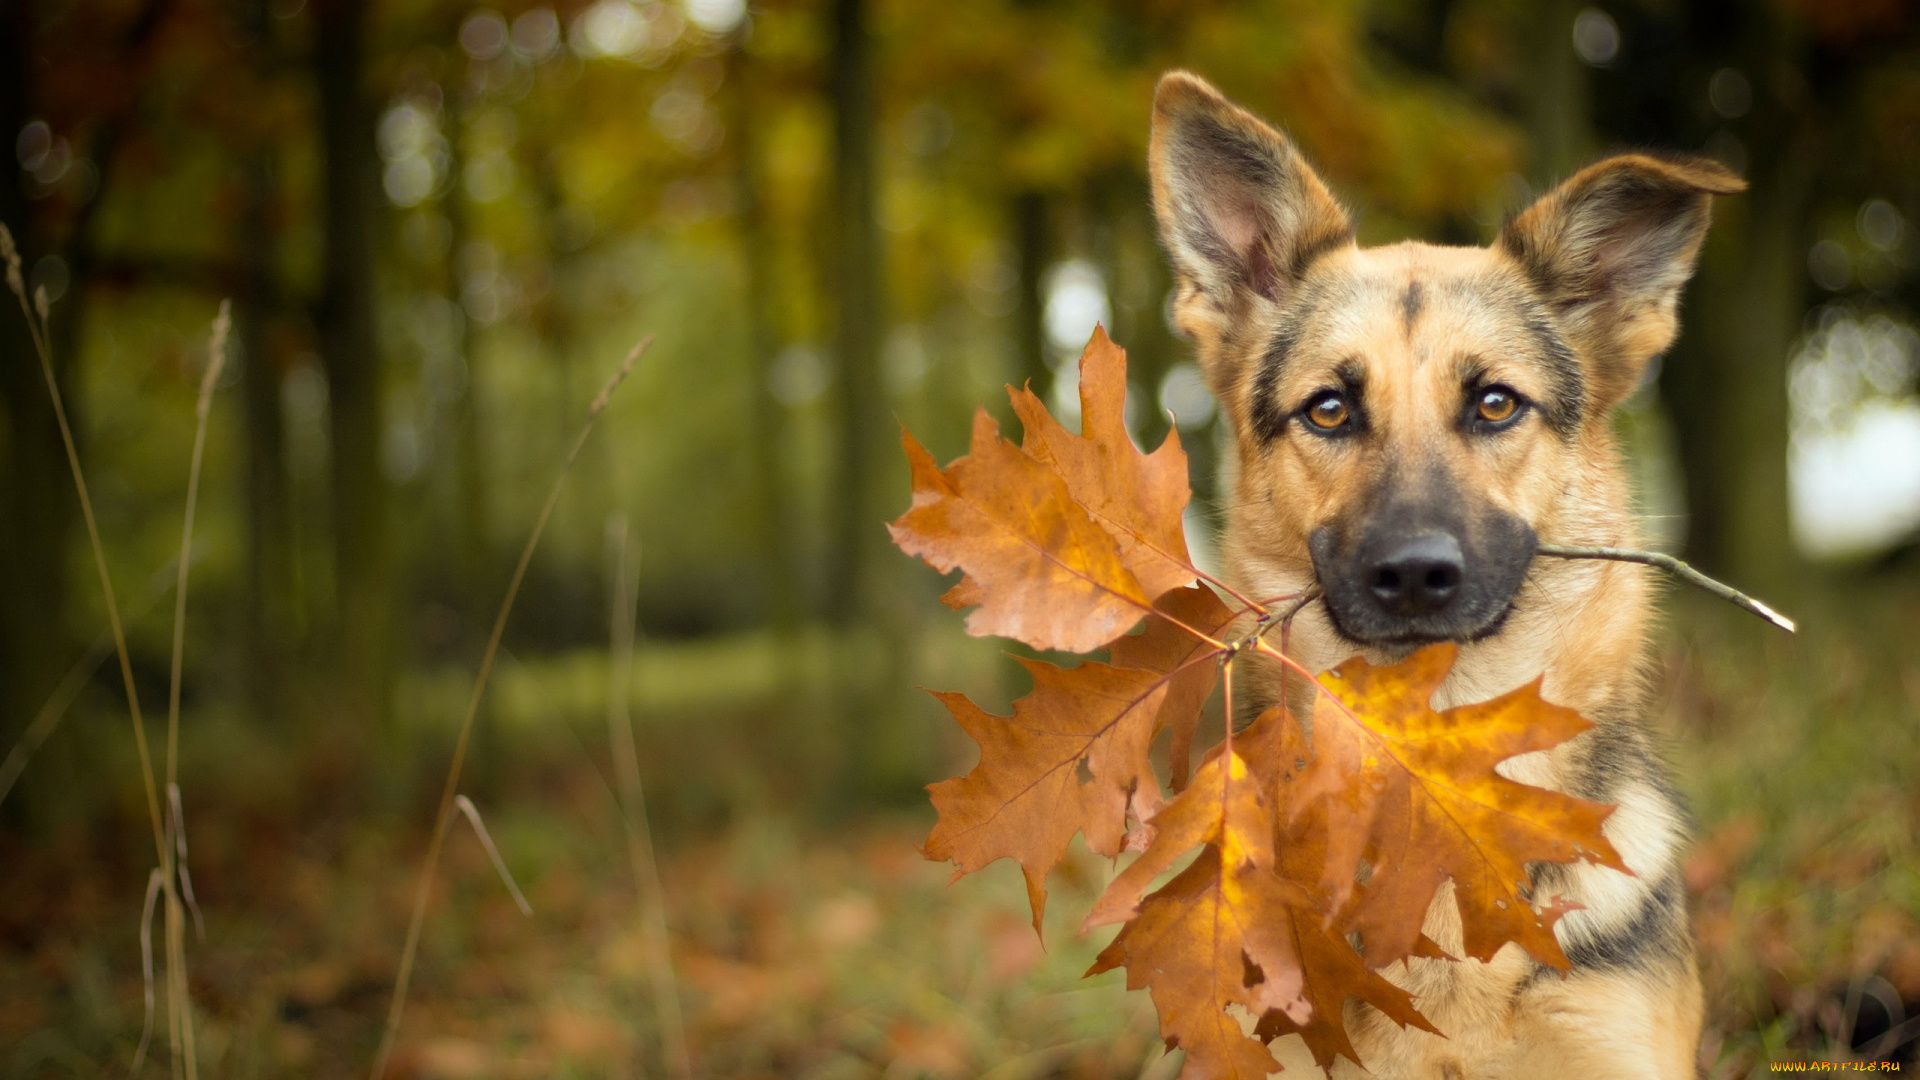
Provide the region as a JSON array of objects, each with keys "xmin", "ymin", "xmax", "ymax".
[
  {"xmin": 369, "ymin": 336, "xmax": 651, "ymax": 1080},
  {"xmin": 168, "ymin": 784, "xmax": 206, "ymax": 940},
  {"xmin": 606, "ymin": 516, "xmax": 694, "ymax": 1080},
  {"xmin": 452, "ymin": 795, "xmax": 533, "ymax": 916},
  {"xmin": 151, "ymin": 303, "xmax": 229, "ymax": 1080},
  {"xmin": 132, "ymin": 868, "xmax": 163, "ymax": 1077},
  {"xmin": 3, "ymin": 221, "xmax": 195, "ymax": 1078},
  {"xmin": 168, "ymin": 301, "xmax": 229, "ymax": 790}
]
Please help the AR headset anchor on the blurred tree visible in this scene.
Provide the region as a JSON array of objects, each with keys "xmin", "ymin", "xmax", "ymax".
[
  {"xmin": 314, "ymin": 0, "xmax": 394, "ymax": 724},
  {"xmin": 1, "ymin": 0, "xmax": 177, "ymax": 783},
  {"xmin": 826, "ymin": 0, "xmax": 884, "ymax": 627},
  {"xmin": 0, "ymin": 0, "xmax": 74, "ymax": 761},
  {"xmin": 1583, "ymin": 0, "xmax": 1920, "ymax": 594},
  {"xmin": 231, "ymin": 0, "xmax": 297, "ymax": 721},
  {"xmin": 729, "ymin": 31, "xmax": 803, "ymax": 629}
]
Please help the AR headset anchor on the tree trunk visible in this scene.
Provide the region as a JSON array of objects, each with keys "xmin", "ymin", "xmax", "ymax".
[
  {"xmin": 313, "ymin": 0, "xmax": 391, "ymax": 725},
  {"xmin": 824, "ymin": 0, "xmax": 882, "ymax": 627},
  {"xmin": 235, "ymin": 149, "xmax": 294, "ymax": 718},
  {"xmin": 0, "ymin": 0, "xmax": 75, "ymax": 771},
  {"xmin": 731, "ymin": 36, "xmax": 799, "ymax": 630},
  {"xmin": 234, "ymin": 0, "xmax": 293, "ymax": 721},
  {"xmin": 1524, "ymin": 0, "xmax": 1592, "ymax": 187},
  {"xmin": 441, "ymin": 77, "xmax": 489, "ymax": 614},
  {"xmin": 1658, "ymin": 15, "xmax": 1810, "ymax": 601}
]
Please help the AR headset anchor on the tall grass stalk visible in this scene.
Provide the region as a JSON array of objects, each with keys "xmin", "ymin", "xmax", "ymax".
[
  {"xmin": 605, "ymin": 515, "xmax": 693, "ymax": 1080},
  {"xmin": 1, "ymin": 222, "xmax": 199, "ymax": 1079},
  {"xmin": 369, "ymin": 336, "xmax": 651, "ymax": 1080},
  {"xmin": 151, "ymin": 300, "xmax": 229, "ymax": 1080}
]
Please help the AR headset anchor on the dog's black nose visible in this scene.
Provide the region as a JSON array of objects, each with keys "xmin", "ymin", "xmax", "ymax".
[{"xmin": 1366, "ymin": 532, "xmax": 1464, "ymax": 616}]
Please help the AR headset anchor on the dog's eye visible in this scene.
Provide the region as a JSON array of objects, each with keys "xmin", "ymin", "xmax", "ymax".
[
  {"xmin": 1305, "ymin": 392, "xmax": 1351, "ymax": 431},
  {"xmin": 1475, "ymin": 387, "xmax": 1519, "ymax": 424}
]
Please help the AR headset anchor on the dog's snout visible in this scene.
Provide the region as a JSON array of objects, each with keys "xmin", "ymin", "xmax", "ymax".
[{"xmin": 1365, "ymin": 532, "xmax": 1464, "ymax": 616}]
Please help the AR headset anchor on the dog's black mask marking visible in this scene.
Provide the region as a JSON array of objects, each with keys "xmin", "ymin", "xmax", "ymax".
[{"xmin": 1308, "ymin": 469, "xmax": 1536, "ymax": 646}]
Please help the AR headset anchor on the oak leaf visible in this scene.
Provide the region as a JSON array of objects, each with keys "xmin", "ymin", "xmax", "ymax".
[
  {"xmin": 1086, "ymin": 755, "xmax": 1311, "ymax": 1080},
  {"xmin": 1250, "ymin": 905, "xmax": 1441, "ymax": 1073},
  {"xmin": 1287, "ymin": 644, "xmax": 1629, "ymax": 967},
  {"xmin": 890, "ymin": 411, "xmax": 1149, "ymax": 653},
  {"xmin": 923, "ymin": 656, "xmax": 1170, "ymax": 932},
  {"xmin": 1010, "ymin": 327, "xmax": 1196, "ymax": 602}
]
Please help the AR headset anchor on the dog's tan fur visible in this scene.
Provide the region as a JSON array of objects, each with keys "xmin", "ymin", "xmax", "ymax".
[{"xmin": 1147, "ymin": 71, "xmax": 1743, "ymax": 1078}]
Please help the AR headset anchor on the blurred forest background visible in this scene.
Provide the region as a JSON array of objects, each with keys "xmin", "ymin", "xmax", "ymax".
[{"xmin": 3, "ymin": 0, "xmax": 1919, "ymax": 1076}]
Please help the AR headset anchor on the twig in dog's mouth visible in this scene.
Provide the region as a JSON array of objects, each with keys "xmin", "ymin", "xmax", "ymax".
[{"xmin": 1534, "ymin": 543, "xmax": 1796, "ymax": 633}]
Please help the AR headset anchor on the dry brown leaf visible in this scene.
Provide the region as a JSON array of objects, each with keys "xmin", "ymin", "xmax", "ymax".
[
  {"xmin": 923, "ymin": 657, "xmax": 1169, "ymax": 931},
  {"xmin": 890, "ymin": 411, "xmax": 1148, "ymax": 653},
  {"xmin": 1287, "ymin": 644, "xmax": 1628, "ymax": 967},
  {"xmin": 1011, "ymin": 326, "xmax": 1196, "ymax": 602}
]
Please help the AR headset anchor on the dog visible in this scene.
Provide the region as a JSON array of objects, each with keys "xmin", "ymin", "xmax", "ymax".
[{"xmin": 1147, "ymin": 71, "xmax": 1743, "ymax": 1078}]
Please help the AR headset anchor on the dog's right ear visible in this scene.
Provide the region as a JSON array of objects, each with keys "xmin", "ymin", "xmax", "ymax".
[{"xmin": 1149, "ymin": 72, "xmax": 1352, "ymax": 342}]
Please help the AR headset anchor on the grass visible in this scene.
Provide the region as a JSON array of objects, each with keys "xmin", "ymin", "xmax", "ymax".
[
  {"xmin": 2, "ymin": 224, "xmax": 218, "ymax": 1080},
  {"xmin": 1664, "ymin": 580, "xmax": 1920, "ymax": 1073},
  {"xmin": 371, "ymin": 337, "xmax": 647, "ymax": 1080}
]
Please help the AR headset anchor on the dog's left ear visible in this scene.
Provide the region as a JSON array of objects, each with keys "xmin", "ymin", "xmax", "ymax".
[{"xmin": 1501, "ymin": 154, "xmax": 1745, "ymax": 411}]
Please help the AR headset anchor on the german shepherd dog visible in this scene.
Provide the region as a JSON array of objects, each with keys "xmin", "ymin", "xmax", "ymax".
[{"xmin": 1148, "ymin": 72, "xmax": 1743, "ymax": 1078}]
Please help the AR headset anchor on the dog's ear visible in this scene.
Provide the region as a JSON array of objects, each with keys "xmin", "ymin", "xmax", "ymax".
[
  {"xmin": 1149, "ymin": 71, "xmax": 1352, "ymax": 345},
  {"xmin": 1500, "ymin": 154, "xmax": 1745, "ymax": 411}
]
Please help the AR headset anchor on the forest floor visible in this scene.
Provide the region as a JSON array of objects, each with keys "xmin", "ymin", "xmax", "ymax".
[{"xmin": 3, "ymin": 579, "xmax": 1918, "ymax": 1079}]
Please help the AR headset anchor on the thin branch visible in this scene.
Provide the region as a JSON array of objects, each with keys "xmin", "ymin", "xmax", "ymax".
[
  {"xmin": 1534, "ymin": 544, "xmax": 1795, "ymax": 633},
  {"xmin": 369, "ymin": 336, "xmax": 649, "ymax": 1080}
]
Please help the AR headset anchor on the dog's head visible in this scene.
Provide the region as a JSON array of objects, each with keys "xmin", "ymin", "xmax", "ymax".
[{"xmin": 1149, "ymin": 72, "xmax": 1742, "ymax": 648}]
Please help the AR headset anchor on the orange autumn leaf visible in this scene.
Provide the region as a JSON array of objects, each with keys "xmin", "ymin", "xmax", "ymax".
[
  {"xmin": 1084, "ymin": 755, "xmax": 1315, "ymax": 1080},
  {"xmin": 1290, "ymin": 644, "xmax": 1628, "ymax": 967},
  {"xmin": 890, "ymin": 410, "xmax": 1150, "ymax": 654},
  {"xmin": 1085, "ymin": 743, "xmax": 1323, "ymax": 1080},
  {"xmin": 1250, "ymin": 904, "xmax": 1441, "ymax": 1073},
  {"xmin": 923, "ymin": 656, "xmax": 1170, "ymax": 931},
  {"xmin": 1010, "ymin": 327, "xmax": 1197, "ymax": 602},
  {"xmin": 1088, "ymin": 850, "xmax": 1298, "ymax": 1080},
  {"xmin": 937, "ymin": 575, "xmax": 983, "ymax": 610}
]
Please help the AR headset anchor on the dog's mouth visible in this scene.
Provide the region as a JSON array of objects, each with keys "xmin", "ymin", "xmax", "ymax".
[
  {"xmin": 1306, "ymin": 517, "xmax": 1537, "ymax": 650},
  {"xmin": 1316, "ymin": 593, "xmax": 1519, "ymax": 650}
]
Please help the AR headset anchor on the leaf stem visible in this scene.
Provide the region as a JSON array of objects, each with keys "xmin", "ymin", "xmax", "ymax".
[{"xmin": 1534, "ymin": 544, "xmax": 1795, "ymax": 633}]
